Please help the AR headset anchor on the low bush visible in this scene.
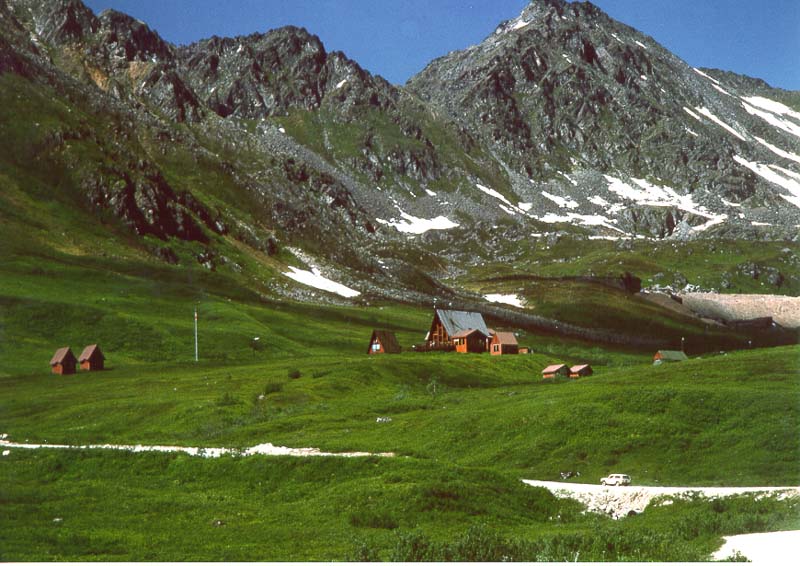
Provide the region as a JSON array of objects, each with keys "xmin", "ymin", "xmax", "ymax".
[
  {"xmin": 287, "ymin": 369, "xmax": 302, "ymax": 379},
  {"xmin": 215, "ymin": 392, "xmax": 238, "ymax": 406},
  {"xmin": 348, "ymin": 509, "xmax": 399, "ymax": 530}
]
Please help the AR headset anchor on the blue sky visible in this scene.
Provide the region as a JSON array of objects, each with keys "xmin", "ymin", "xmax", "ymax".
[{"xmin": 84, "ymin": 0, "xmax": 799, "ymax": 91}]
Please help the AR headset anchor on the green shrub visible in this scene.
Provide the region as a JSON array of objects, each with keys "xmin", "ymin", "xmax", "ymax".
[
  {"xmin": 346, "ymin": 538, "xmax": 381, "ymax": 562},
  {"xmin": 215, "ymin": 392, "xmax": 238, "ymax": 406},
  {"xmin": 348, "ymin": 509, "xmax": 399, "ymax": 530},
  {"xmin": 288, "ymin": 369, "xmax": 301, "ymax": 379},
  {"xmin": 264, "ymin": 382, "xmax": 284, "ymax": 394}
]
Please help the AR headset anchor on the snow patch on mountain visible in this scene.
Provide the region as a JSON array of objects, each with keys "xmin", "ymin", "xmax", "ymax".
[
  {"xmin": 693, "ymin": 68, "xmax": 720, "ymax": 84},
  {"xmin": 742, "ymin": 96, "xmax": 800, "ymax": 123},
  {"xmin": 683, "ymin": 107, "xmax": 703, "ymax": 122},
  {"xmin": 537, "ymin": 212, "xmax": 625, "ymax": 233},
  {"xmin": 695, "ymin": 107, "xmax": 747, "ymax": 141},
  {"xmin": 375, "ymin": 210, "xmax": 460, "ymax": 234},
  {"xmin": 733, "ymin": 156, "xmax": 800, "ymax": 208},
  {"xmin": 712, "ymin": 84, "xmax": 732, "ymax": 97},
  {"xmin": 720, "ymin": 197, "xmax": 743, "ymax": 208},
  {"xmin": 772, "ymin": 165, "xmax": 800, "ymax": 182},
  {"xmin": 485, "ymin": 293, "xmax": 525, "ymax": 308},
  {"xmin": 558, "ymin": 171, "xmax": 578, "ymax": 186},
  {"xmin": 283, "ymin": 266, "xmax": 360, "ymax": 298},
  {"xmin": 741, "ymin": 98, "xmax": 800, "ymax": 140},
  {"xmin": 603, "ymin": 175, "xmax": 728, "ymax": 230},
  {"xmin": 541, "ymin": 190, "xmax": 579, "ymax": 209},
  {"xmin": 476, "ymin": 183, "xmax": 525, "ymax": 214},
  {"xmin": 754, "ymin": 136, "xmax": 800, "ymax": 165}
]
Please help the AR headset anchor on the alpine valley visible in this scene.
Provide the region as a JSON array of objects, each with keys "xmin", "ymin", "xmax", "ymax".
[{"xmin": 1, "ymin": 0, "xmax": 799, "ymax": 562}]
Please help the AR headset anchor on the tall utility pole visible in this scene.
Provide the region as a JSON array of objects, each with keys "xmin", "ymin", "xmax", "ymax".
[{"xmin": 194, "ymin": 306, "xmax": 199, "ymax": 362}]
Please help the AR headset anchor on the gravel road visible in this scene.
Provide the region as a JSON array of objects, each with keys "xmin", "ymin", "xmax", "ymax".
[{"xmin": 521, "ymin": 479, "xmax": 800, "ymax": 519}]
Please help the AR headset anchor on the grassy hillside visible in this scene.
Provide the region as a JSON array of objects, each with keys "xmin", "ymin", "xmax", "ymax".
[
  {"xmin": 3, "ymin": 346, "xmax": 798, "ymax": 485},
  {"xmin": 3, "ymin": 449, "xmax": 798, "ymax": 561}
]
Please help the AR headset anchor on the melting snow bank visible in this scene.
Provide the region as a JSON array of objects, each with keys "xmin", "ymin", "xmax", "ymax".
[
  {"xmin": 712, "ymin": 530, "xmax": 800, "ymax": 562},
  {"xmin": 521, "ymin": 480, "xmax": 800, "ymax": 520},
  {"xmin": 0, "ymin": 436, "xmax": 394, "ymax": 458},
  {"xmin": 283, "ymin": 266, "xmax": 360, "ymax": 298},
  {"xmin": 484, "ymin": 293, "xmax": 525, "ymax": 308}
]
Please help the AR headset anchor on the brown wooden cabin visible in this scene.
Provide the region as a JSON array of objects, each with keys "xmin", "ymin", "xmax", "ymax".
[
  {"xmin": 569, "ymin": 364, "xmax": 593, "ymax": 378},
  {"xmin": 79, "ymin": 344, "xmax": 105, "ymax": 371},
  {"xmin": 451, "ymin": 328, "xmax": 489, "ymax": 353},
  {"xmin": 541, "ymin": 363, "xmax": 569, "ymax": 379},
  {"xmin": 50, "ymin": 347, "xmax": 77, "ymax": 375},
  {"xmin": 427, "ymin": 309, "xmax": 490, "ymax": 352},
  {"xmin": 367, "ymin": 330, "xmax": 401, "ymax": 355},
  {"xmin": 490, "ymin": 331, "xmax": 519, "ymax": 355}
]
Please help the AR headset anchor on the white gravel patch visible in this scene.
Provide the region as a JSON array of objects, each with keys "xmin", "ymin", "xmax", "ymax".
[
  {"xmin": 522, "ymin": 479, "xmax": 800, "ymax": 520},
  {"xmin": 0, "ymin": 436, "xmax": 394, "ymax": 458},
  {"xmin": 681, "ymin": 292, "xmax": 800, "ymax": 328}
]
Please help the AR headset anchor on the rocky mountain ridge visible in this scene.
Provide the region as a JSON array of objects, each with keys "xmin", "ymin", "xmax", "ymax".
[{"xmin": 1, "ymin": 0, "xmax": 799, "ymax": 311}]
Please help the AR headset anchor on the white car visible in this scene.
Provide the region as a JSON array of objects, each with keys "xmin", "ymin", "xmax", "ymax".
[{"xmin": 601, "ymin": 473, "xmax": 631, "ymax": 486}]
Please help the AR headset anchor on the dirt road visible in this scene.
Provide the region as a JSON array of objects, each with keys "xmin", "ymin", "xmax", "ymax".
[{"xmin": 0, "ymin": 434, "xmax": 394, "ymax": 458}]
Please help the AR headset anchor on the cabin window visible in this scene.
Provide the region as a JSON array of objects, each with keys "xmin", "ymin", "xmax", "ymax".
[
  {"xmin": 493, "ymin": 345, "xmax": 499, "ymax": 352},
  {"xmin": 371, "ymin": 342, "xmax": 380, "ymax": 351}
]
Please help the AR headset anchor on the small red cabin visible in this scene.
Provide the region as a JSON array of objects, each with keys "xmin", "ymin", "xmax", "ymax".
[
  {"xmin": 79, "ymin": 344, "xmax": 105, "ymax": 371},
  {"xmin": 541, "ymin": 363, "xmax": 569, "ymax": 379},
  {"xmin": 490, "ymin": 332, "xmax": 519, "ymax": 355},
  {"xmin": 569, "ymin": 364, "xmax": 593, "ymax": 378},
  {"xmin": 367, "ymin": 330, "xmax": 401, "ymax": 354},
  {"xmin": 50, "ymin": 347, "xmax": 77, "ymax": 375}
]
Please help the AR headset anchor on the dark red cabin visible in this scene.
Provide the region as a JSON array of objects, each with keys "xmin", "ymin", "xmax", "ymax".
[
  {"xmin": 79, "ymin": 344, "xmax": 105, "ymax": 371},
  {"xmin": 367, "ymin": 330, "xmax": 401, "ymax": 354},
  {"xmin": 50, "ymin": 347, "xmax": 77, "ymax": 375}
]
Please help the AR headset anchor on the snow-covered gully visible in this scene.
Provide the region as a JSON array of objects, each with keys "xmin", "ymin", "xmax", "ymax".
[{"xmin": 0, "ymin": 435, "xmax": 394, "ymax": 458}]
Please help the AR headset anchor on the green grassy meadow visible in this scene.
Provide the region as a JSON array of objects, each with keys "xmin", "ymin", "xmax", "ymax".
[{"xmin": 1, "ymin": 241, "xmax": 799, "ymax": 560}]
